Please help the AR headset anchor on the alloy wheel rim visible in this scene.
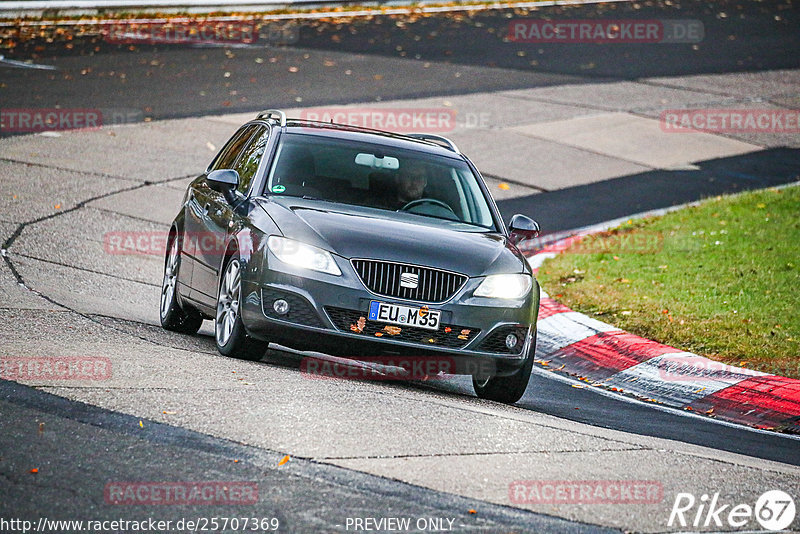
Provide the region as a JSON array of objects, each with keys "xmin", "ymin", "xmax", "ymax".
[
  {"xmin": 160, "ymin": 237, "xmax": 179, "ymax": 319},
  {"xmin": 216, "ymin": 259, "xmax": 241, "ymax": 347},
  {"xmin": 474, "ymin": 375, "xmax": 491, "ymax": 388}
]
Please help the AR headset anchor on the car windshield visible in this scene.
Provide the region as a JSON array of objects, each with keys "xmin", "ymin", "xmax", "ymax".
[{"xmin": 265, "ymin": 133, "xmax": 496, "ymax": 230}]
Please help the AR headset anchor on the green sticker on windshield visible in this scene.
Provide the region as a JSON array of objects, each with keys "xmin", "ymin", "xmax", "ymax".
[{"xmin": 272, "ymin": 184, "xmax": 286, "ymax": 193}]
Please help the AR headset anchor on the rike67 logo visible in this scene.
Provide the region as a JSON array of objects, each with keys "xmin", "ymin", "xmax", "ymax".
[{"xmin": 668, "ymin": 490, "xmax": 795, "ymax": 531}]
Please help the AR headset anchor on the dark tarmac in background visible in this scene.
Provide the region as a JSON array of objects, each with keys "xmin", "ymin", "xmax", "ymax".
[{"xmin": 1, "ymin": 0, "xmax": 797, "ymax": 122}]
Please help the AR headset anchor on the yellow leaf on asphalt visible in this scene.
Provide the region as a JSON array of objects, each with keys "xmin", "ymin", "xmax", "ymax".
[
  {"xmin": 278, "ymin": 455, "xmax": 290, "ymax": 466},
  {"xmin": 138, "ymin": 420, "xmax": 143, "ymax": 428}
]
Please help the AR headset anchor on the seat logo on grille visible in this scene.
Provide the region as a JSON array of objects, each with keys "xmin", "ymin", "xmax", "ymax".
[{"xmin": 399, "ymin": 272, "xmax": 419, "ymax": 289}]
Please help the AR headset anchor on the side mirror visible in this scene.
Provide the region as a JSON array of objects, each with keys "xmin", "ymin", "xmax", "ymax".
[
  {"xmin": 207, "ymin": 169, "xmax": 239, "ymax": 203},
  {"xmin": 508, "ymin": 214, "xmax": 540, "ymax": 246}
]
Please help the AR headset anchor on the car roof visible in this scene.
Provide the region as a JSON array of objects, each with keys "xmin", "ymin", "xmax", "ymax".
[{"xmin": 257, "ymin": 119, "xmax": 464, "ymax": 160}]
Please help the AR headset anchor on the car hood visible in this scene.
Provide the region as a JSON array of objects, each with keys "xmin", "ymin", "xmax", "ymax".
[{"xmin": 255, "ymin": 197, "xmax": 527, "ymax": 277}]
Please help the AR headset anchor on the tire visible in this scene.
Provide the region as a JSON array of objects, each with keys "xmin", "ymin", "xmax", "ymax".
[
  {"xmin": 215, "ymin": 254, "xmax": 266, "ymax": 361},
  {"xmin": 472, "ymin": 331, "xmax": 536, "ymax": 404},
  {"xmin": 160, "ymin": 232, "xmax": 203, "ymax": 335}
]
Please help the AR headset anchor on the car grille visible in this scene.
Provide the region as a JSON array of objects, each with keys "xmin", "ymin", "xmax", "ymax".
[
  {"xmin": 351, "ymin": 259, "xmax": 467, "ymax": 303},
  {"xmin": 478, "ymin": 325, "xmax": 529, "ymax": 354},
  {"xmin": 324, "ymin": 306, "xmax": 479, "ymax": 349},
  {"xmin": 261, "ymin": 288, "xmax": 325, "ymax": 328}
]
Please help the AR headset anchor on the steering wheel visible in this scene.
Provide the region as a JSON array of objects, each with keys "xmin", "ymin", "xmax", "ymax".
[{"xmin": 399, "ymin": 198, "xmax": 457, "ymax": 216}]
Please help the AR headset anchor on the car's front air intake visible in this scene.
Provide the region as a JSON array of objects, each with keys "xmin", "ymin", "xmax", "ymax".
[{"xmin": 351, "ymin": 259, "xmax": 467, "ymax": 303}]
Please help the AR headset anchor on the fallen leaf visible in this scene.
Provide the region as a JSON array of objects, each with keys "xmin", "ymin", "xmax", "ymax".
[
  {"xmin": 498, "ymin": 183, "xmax": 510, "ymax": 190},
  {"xmin": 278, "ymin": 455, "xmax": 290, "ymax": 466},
  {"xmin": 54, "ymin": 204, "xmax": 61, "ymax": 210},
  {"xmin": 138, "ymin": 420, "xmax": 143, "ymax": 428},
  {"xmin": 468, "ymin": 509, "xmax": 477, "ymax": 514},
  {"xmin": 30, "ymin": 468, "xmax": 38, "ymax": 474}
]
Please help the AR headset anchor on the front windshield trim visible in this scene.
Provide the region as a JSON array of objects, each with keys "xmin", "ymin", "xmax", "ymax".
[{"xmin": 268, "ymin": 193, "xmax": 496, "ymax": 232}]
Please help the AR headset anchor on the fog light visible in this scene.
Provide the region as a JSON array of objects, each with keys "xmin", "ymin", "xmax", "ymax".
[
  {"xmin": 273, "ymin": 299, "xmax": 290, "ymax": 315},
  {"xmin": 505, "ymin": 333, "xmax": 519, "ymax": 350}
]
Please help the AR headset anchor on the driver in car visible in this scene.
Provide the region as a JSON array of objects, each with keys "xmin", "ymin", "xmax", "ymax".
[{"xmin": 394, "ymin": 161, "xmax": 428, "ymax": 209}]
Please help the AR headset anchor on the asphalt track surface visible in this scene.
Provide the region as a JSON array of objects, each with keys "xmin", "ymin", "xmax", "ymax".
[{"xmin": 2, "ymin": 0, "xmax": 800, "ymax": 532}]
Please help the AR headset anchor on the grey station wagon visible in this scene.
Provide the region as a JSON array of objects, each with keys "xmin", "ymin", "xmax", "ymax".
[{"xmin": 160, "ymin": 109, "xmax": 541, "ymax": 403}]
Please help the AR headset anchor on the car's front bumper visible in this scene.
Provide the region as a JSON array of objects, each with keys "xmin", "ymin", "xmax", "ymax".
[{"xmin": 239, "ymin": 253, "xmax": 540, "ymax": 376}]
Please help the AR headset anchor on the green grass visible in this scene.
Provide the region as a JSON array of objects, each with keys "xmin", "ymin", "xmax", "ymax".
[{"xmin": 537, "ymin": 186, "xmax": 800, "ymax": 379}]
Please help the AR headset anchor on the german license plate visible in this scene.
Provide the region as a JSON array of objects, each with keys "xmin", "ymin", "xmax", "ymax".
[{"xmin": 368, "ymin": 301, "xmax": 441, "ymax": 331}]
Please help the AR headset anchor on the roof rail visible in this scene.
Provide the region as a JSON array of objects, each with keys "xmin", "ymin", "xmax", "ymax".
[
  {"xmin": 405, "ymin": 133, "xmax": 460, "ymax": 154},
  {"xmin": 256, "ymin": 109, "xmax": 287, "ymax": 126}
]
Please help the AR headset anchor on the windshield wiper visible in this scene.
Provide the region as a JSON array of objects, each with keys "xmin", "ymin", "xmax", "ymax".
[{"xmin": 402, "ymin": 211, "xmax": 492, "ymax": 230}]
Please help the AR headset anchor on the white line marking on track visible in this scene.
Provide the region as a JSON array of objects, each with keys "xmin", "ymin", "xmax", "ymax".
[{"xmin": 0, "ymin": 54, "xmax": 57, "ymax": 70}]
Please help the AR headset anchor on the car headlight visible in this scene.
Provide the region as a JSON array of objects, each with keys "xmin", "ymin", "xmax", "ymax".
[
  {"xmin": 267, "ymin": 236, "xmax": 341, "ymax": 276},
  {"xmin": 474, "ymin": 273, "xmax": 532, "ymax": 299}
]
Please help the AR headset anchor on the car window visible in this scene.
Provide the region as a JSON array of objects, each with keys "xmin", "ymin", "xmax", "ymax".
[
  {"xmin": 232, "ymin": 125, "xmax": 269, "ymax": 194},
  {"xmin": 208, "ymin": 124, "xmax": 259, "ymax": 172},
  {"xmin": 266, "ymin": 133, "xmax": 496, "ymax": 230}
]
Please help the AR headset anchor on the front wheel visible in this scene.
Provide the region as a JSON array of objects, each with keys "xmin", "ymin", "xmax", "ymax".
[
  {"xmin": 160, "ymin": 233, "xmax": 203, "ymax": 335},
  {"xmin": 215, "ymin": 254, "xmax": 266, "ymax": 361},
  {"xmin": 472, "ymin": 332, "xmax": 536, "ymax": 404}
]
